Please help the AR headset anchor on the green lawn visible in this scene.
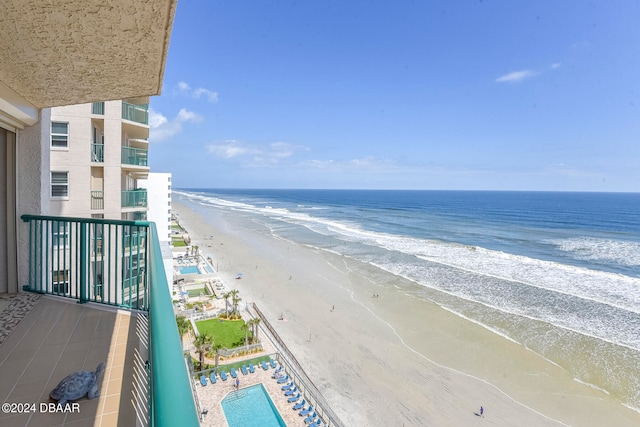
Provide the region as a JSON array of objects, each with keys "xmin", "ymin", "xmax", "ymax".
[
  {"xmin": 187, "ymin": 287, "xmax": 208, "ymax": 297},
  {"xmin": 172, "ymin": 239, "xmax": 187, "ymax": 247},
  {"xmin": 196, "ymin": 318, "xmax": 251, "ymax": 348}
]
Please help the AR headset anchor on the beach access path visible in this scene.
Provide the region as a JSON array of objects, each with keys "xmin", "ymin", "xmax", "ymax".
[{"xmin": 173, "ymin": 199, "xmax": 640, "ymax": 427}]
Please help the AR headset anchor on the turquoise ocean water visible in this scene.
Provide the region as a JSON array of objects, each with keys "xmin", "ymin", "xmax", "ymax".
[{"xmin": 176, "ymin": 189, "xmax": 640, "ymax": 411}]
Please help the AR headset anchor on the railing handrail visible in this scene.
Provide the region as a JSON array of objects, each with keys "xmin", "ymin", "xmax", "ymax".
[
  {"xmin": 147, "ymin": 222, "xmax": 200, "ymax": 426},
  {"xmin": 21, "ymin": 214, "xmax": 148, "ymax": 227}
]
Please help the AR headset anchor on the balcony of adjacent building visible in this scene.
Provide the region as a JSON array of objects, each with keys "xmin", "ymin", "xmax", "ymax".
[
  {"xmin": 121, "ymin": 146, "xmax": 149, "ymax": 180},
  {"xmin": 121, "ymin": 102, "xmax": 149, "ymax": 141},
  {"xmin": 0, "ymin": 215, "xmax": 198, "ymax": 427},
  {"xmin": 122, "ymin": 189, "xmax": 148, "ymax": 210}
]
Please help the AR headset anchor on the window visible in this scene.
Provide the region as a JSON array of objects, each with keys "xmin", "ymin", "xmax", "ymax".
[
  {"xmin": 51, "ymin": 122, "xmax": 68, "ymax": 148},
  {"xmin": 51, "ymin": 172, "xmax": 69, "ymax": 197}
]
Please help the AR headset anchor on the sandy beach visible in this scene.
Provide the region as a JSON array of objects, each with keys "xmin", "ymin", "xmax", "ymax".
[{"xmin": 173, "ymin": 199, "xmax": 640, "ymax": 427}]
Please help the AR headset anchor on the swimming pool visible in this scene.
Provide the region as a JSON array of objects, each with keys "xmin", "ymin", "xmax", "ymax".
[
  {"xmin": 178, "ymin": 265, "xmax": 199, "ymax": 275},
  {"xmin": 222, "ymin": 384, "xmax": 286, "ymax": 427}
]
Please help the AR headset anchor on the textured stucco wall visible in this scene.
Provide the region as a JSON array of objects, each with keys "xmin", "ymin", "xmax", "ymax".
[
  {"xmin": 16, "ymin": 109, "xmax": 50, "ymax": 291},
  {"xmin": 0, "ymin": 0, "xmax": 177, "ymax": 108}
]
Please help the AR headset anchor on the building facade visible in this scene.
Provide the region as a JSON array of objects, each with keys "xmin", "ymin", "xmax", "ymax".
[
  {"xmin": 139, "ymin": 172, "xmax": 172, "ymax": 242},
  {"xmin": 48, "ymin": 100, "xmax": 150, "ymax": 220}
]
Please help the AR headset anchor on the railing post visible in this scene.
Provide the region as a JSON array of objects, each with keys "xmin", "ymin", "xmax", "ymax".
[{"xmin": 79, "ymin": 222, "xmax": 87, "ymax": 303}]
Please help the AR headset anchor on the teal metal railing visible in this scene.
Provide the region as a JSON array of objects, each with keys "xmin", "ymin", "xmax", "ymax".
[
  {"xmin": 21, "ymin": 215, "xmax": 148, "ymax": 309},
  {"xmin": 122, "ymin": 189, "xmax": 148, "ymax": 208},
  {"xmin": 122, "ymin": 101, "xmax": 149, "ymax": 125},
  {"xmin": 92, "ymin": 143, "xmax": 104, "ymax": 162},
  {"xmin": 92, "ymin": 102, "xmax": 105, "ymax": 115},
  {"xmin": 146, "ymin": 221, "xmax": 200, "ymax": 426},
  {"xmin": 20, "ymin": 215, "xmax": 199, "ymax": 426},
  {"xmin": 122, "ymin": 146, "xmax": 148, "ymax": 166}
]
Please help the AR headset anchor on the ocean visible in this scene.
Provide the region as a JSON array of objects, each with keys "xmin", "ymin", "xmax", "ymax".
[{"xmin": 175, "ymin": 189, "xmax": 640, "ymax": 412}]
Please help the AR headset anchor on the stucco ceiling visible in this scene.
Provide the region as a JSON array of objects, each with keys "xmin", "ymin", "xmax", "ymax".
[{"xmin": 0, "ymin": 0, "xmax": 177, "ymax": 109}]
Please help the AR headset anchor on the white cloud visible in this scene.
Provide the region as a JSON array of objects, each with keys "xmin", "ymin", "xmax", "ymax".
[
  {"xmin": 549, "ymin": 62, "xmax": 562, "ymax": 69},
  {"xmin": 495, "ymin": 69, "xmax": 538, "ymax": 83},
  {"xmin": 193, "ymin": 87, "xmax": 219, "ymax": 102},
  {"xmin": 149, "ymin": 107, "xmax": 202, "ymax": 142},
  {"xmin": 301, "ymin": 156, "xmax": 394, "ymax": 170},
  {"xmin": 206, "ymin": 140, "xmax": 308, "ymax": 164},
  {"xmin": 177, "ymin": 81, "xmax": 219, "ymax": 102}
]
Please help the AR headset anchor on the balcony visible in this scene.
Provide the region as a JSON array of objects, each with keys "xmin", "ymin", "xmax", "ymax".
[
  {"xmin": 122, "ymin": 146, "xmax": 148, "ymax": 167},
  {"xmin": 7, "ymin": 215, "xmax": 199, "ymax": 426},
  {"xmin": 92, "ymin": 102, "xmax": 105, "ymax": 115},
  {"xmin": 91, "ymin": 143, "xmax": 104, "ymax": 163},
  {"xmin": 122, "ymin": 189, "xmax": 147, "ymax": 209},
  {"xmin": 91, "ymin": 190, "xmax": 104, "ymax": 210},
  {"xmin": 121, "ymin": 102, "xmax": 149, "ymax": 126}
]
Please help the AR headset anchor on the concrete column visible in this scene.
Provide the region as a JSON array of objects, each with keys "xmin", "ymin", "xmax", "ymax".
[{"xmin": 16, "ymin": 109, "xmax": 50, "ymax": 292}]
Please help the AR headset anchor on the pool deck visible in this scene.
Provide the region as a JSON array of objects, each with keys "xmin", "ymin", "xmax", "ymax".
[{"xmin": 197, "ymin": 364, "xmax": 312, "ymax": 427}]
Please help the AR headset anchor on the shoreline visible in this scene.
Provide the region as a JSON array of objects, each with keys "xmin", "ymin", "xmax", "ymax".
[{"xmin": 173, "ymin": 198, "xmax": 640, "ymax": 426}]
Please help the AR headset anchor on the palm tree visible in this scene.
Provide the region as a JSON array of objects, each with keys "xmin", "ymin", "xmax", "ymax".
[
  {"xmin": 248, "ymin": 318, "xmax": 261, "ymax": 344},
  {"xmin": 230, "ymin": 289, "xmax": 241, "ymax": 318},
  {"xmin": 222, "ymin": 291, "xmax": 231, "ymax": 318},
  {"xmin": 212, "ymin": 342, "xmax": 224, "ymax": 368},
  {"xmin": 175, "ymin": 315, "xmax": 192, "ymax": 348},
  {"xmin": 241, "ymin": 321, "xmax": 250, "ymax": 348},
  {"xmin": 194, "ymin": 333, "xmax": 213, "ymax": 371}
]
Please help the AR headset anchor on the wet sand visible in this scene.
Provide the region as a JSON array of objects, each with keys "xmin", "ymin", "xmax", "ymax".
[{"xmin": 173, "ymin": 198, "xmax": 640, "ymax": 426}]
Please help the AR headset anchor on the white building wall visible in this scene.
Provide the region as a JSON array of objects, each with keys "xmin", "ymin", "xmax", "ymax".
[
  {"xmin": 49, "ymin": 103, "xmax": 93, "ymax": 216},
  {"xmin": 103, "ymin": 100, "xmax": 125, "ymax": 219},
  {"xmin": 139, "ymin": 172, "xmax": 173, "ymax": 295},
  {"xmin": 138, "ymin": 172, "xmax": 171, "ymax": 242}
]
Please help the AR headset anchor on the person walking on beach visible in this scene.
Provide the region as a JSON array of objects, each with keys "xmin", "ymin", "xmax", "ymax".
[
  {"xmin": 480, "ymin": 406, "xmax": 484, "ymax": 417},
  {"xmin": 235, "ymin": 377, "xmax": 240, "ymax": 389}
]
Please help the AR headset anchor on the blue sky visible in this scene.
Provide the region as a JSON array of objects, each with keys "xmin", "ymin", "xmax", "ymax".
[{"xmin": 149, "ymin": 1, "xmax": 640, "ymax": 191}]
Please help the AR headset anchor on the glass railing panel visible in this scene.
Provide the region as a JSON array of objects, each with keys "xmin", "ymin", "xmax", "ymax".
[
  {"xmin": 92, "ymin": 102, "xmax": 105, "ymax": 115},
  {"xmin": 92, "ymin": 143, "xmax": 104, "ymax": 162},
  {"xmin": 121, "ymin": 102, "xmax": 149, "ymax": 125},
  {"xmin": 121, "ymin": 190, "xmax": 148, "ymax": 208},
  {"xmin": 121, "ymin": 146, "xmax": 149, "ymax": 166}
]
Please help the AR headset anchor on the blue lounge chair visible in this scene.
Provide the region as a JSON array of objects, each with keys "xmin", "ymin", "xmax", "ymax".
[
  {"xmin": 277, "ymin": 375, "xmax": 289, "ymax": 384},
  {"xmin": 309, "ymin": 419, "xmax": 323, "ymax": 427},
  {"xmin": 281, "ymin": 381, "xmax": 294, "ymax": 390},
  {"xmin": 299, "ymin": 405, "xmax": 313, "ymax": 416},
  {"xmin": 284, "ymin": 387, "xmax": 297, "ymax": 396},
  {"xmin": 248, "ymin": 363, "xmax": 255, "ymax": 373},
  {"xmin": 261, "ymin": 361, "xmax": 269, "ymax": 370},
  {"xmin": 271, "ymin": 366, "xmax": 282, "ymax": 378},
  {"xmin": 220, "ymin": 370, "xmax": 228, "ymax": 381},
  {"xmin": 293, "ymin": 399, "xmax": 306, "ymax": 410},
  {"xmin": 209, "ymin": 372, "xmax": 217, "ymax": 384},
  {"xmin": 287, "ymin": 393, "xmax": 300, "ymax": 403},
  {"xmin": 269, "ymin": 358, "xmax": 277, "ymax": 368},
  {"xmin": 304, "ymin": 412, "xmax": 317, "ymax": 424},
  {"xmin": 241, "ymin": 365, "xmax": 248, "ymax": 375},
  {"xmin": 230, "ymin": 368, "xmax": 237, "ymax": 379},
  {"xmin": 199, "ymin": 375, "xmax": 207, "ymax": 386}
]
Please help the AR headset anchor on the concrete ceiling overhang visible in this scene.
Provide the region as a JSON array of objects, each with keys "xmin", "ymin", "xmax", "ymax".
[{"xmin": 0, "ymin": 0, "xmax": 177, "ymax": 112}]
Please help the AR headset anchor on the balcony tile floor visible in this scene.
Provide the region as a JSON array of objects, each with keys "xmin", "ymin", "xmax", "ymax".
[{"xmin": 0, "ymin": 295, "xmax": 148, "ymax": 427}]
